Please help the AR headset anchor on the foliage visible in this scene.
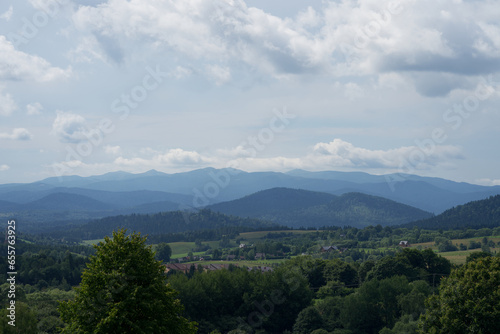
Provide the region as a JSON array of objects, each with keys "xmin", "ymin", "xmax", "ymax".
[
  {"xmin": 58, "ymin": 229, "xmax": 196, "ymax": 334},
  {"xmin": 405, "ymin": 195, "xmax": 500, "ymax": 230},
  {"xmin": 210, "ymin": 189, "xmax": 432, "ymax": 229},
  {"xmin": 155, "ymin": 243, "xmax": 172, "ymax": 263},
  {"xmin": 49, "ymin": 209, "xmax": 283, "ymax": 241},
  {"xmin": 419, "ymin": 256, "xmax": 500, "ymax": 333}
]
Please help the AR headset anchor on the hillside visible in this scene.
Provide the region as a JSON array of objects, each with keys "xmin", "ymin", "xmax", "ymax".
[
  {"xmin": 208, "ymin": 188, "xmax": 433, "ymax": 228},
  {"xmin": 208, "ymin": 187, "xmax": 337, "ymax": 217},
  {"xmin": 27, "ymin": 193, "xmax": 113, "ymax": 211},
  {"xmin": 47, "ymin": 209, "xmax": 282, "ymax": 240},
  {"xmin": 403, "ymin": 195, "xmax": 500, "ymax": 230},
  {"xmin": 1, "ymin": 168, "xmax": 499, "ymax": 229}
]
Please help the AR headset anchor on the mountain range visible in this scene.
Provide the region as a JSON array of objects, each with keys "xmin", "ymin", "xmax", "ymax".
[{"xmin": 1, "ymin": 168, "xmax": 499, "ymax": 228}]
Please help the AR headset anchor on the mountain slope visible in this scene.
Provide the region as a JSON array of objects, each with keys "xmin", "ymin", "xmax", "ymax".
[
  {"xmin": 403, "ymin": 195, "xmax": 500, "ymax": 230},
  {"xmin": 208, "ymin": 188, "xmax": 433, "ymax": 228},
  {"xmin": 27, "ymin": 193, "xmax": 113, "ymax": 211},
  {"xmin": 1, "ymin": 168, "xmax": 499, "ymax": 217},
  {"xmin": 208, "ymin": 187, "xmax": 337, "ymax": 217},
  {"xmin": 48, "ymin": 209, "xmax": 282, "ymax": 240}
]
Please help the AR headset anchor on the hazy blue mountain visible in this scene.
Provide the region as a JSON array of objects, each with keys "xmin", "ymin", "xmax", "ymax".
[
  {"xmin": 208, "ymin": 188, "xmax": 433, "ymax": 228},
  {"xmin": 0, "ymin": 200, "xmax": 21, "ymax": 212},
  {"xmin": 403, "ymin": 195, "xmax": 500, "ymax": 230},
  {"xmin": 27, "ymin": 193, "xmax": 114, "ymax": 211},
  {"xmin": 0, "ymin": 168, "xmax": 499, "ymax": 217}
]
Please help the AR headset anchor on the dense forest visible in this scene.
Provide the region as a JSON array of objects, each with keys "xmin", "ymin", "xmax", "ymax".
[
  {"xmin": 1, "ymin": 222, "xmax": 499, "ymax": 333},
  {"xmin": 208, "ymin": 190, "xmax": 433, "ymax": 228},
  {"xmin": 404, "ymin": 195, "xmax": 500, "ymax": 229}
]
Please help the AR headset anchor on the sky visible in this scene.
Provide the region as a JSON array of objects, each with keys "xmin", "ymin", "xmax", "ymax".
[{"xmin": 0, "ymin": 0, "xmax": 499, "ymax": 185}]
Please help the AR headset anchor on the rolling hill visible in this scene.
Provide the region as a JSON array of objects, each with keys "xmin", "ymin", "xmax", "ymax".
[
  {"xmin": 208, "ymin": 188, "xmax": 433, "ymax": 228},
  {"xmin": 403, "ymin": 195, "xmax": 500, "ymax": 230},
  {"xmin": 1, "ymin": 168, "xmax": 499, "ymax": 230}
]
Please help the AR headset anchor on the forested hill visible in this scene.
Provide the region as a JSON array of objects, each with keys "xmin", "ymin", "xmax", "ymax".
[
  {"xmin": 209, "ymin": 188, "xmax": 433, "ymax": 228},
  {"xmin": 48, "ymin": 209, "xmax": 283, "ymax": 241},
  {"xmin": 208, "ymin": 187, "xmax": 338, "ymax": 217},
  {"xmin": 403, "ymin": 195, "xmax": 500, "ymax": 230}
]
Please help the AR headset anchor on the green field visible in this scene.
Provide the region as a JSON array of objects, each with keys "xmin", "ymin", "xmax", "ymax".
[
  {"xmin": 411, "ymin": 235, "xmax": 499, "ymax": 265},
  {"xmin": 81, "ymin": 239, "xmax": 105, "ymax": 246}
]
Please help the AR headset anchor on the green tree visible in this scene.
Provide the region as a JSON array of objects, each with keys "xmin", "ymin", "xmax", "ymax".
[
  {"xmin": 58, "ymin": 229, "xmax": 196, "ymax": 334},
  {"xmin": 0, "ymin": 302, "xmax": 37, "ymax": 334},
  {"xmin": 292, "ymin": 306, "xmax": 324, "ymax": 334},
  {"xmin": 419, "ymin": 256, "xmax": 500, "ymax": 333},
  {"xmin": 155, "ymin": 243, "xmax": 172, "ymax": 263}
]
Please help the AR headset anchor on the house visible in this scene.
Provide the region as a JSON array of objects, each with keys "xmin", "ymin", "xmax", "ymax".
[
  {"xmin": 164, "ymin": 263, "xmax": 192, "ymax": 274},
  {"xmin": 255, "ymin": 253, "xmax": 265, "ymax": 259},
  {"xmin": 399, "ymin": 241, "xmax": 410, "ymax": 247},
  {"xmin": 239, "ymin": 244, "xmax": 247, "ymax": 248},
  {"xmin": 321, "ymin": 246, "xmax": 338, "ymax": 253}
]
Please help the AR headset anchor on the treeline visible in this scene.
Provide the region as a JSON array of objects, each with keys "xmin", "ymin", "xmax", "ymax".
[
  {"xmin": 167, "ymin": 248, "xmax": 452, "ymax": 333},
  {"xmin": 46, "ymin": 209, "xmax": 284, "ymax": 241}
]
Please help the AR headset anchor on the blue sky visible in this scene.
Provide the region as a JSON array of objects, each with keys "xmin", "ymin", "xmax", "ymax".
[{"xmin": 0, "ymin": 0, "xmax": 499, "ymax": 185}]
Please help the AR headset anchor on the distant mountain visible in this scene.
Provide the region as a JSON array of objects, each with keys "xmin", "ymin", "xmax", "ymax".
[
  {"xmin": 1, "ymin": 168, "xmax": 499, "ymax": 225},
  {"xmin": 403, "ymin": 195, "xmax": 500, "ymax": 230},
  {"xmin": 208, "ymin": 188, "xmax": 433, "ymax": 228},
  {"xmin": 27, "ymin": 193, "xmax": 113, "ymax": 212},
  {"xmin": 48, "ymin": 209, "xmax": 282, "ymax": 240},
  {"xmin": 208, "ymin": 187, "xmax": 337, "ymax": 217}
]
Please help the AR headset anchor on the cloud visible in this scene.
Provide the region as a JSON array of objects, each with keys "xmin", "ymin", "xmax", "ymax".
[
  {"xmin": 51, "ymin": 111, "xmax": 89, "ymax": 143},
  {"xmin": 0, "ymin": 89, "xmax": 17, "ymax": 116},
  {"xmin": 219, "ymin": 138, "xmax": 464, "ymax": 172},
  {"xmin": 26, "ymin": 102, "xmax": 44, "ymax": 115},
  {"xmin": 206, "ymin": 64, "xmax": 231, "ymax": 85},
  {"xmin": 71, "ymin": 0, "xmax": 500, "ymax": 95},
  {"xmin": 103, "ymin": 145, "xmax": 121, "ymax": 155},
  {"xmin": 0, "ymin": 35, "xmax": 72, "ymax": 82},
  {"xmin": 0, "ymin": 5, "xmax": 13, "ymax": 21},
  {"xmin": 114, "ymin": 148, "xmax": 212, "ymax": 168},
  {"xmin": 475, "ymin": 178, "xmax": 500, "ymax": 186},
  {"xmin": 0, "ymin": 128, "xmax": 33, "ymax": 140},
  {"xmin": 0, "ymin": 164, "xmax": 10, "ymax": 171}
]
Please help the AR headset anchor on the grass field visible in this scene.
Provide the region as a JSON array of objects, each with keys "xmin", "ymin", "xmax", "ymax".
[
  {"xmin": 81, "ymin": 239, "xmax": 105, "ymax": 246},
  {"xmin": 411, "ymin": 235, "xmax": 499, "ymax": 265}
]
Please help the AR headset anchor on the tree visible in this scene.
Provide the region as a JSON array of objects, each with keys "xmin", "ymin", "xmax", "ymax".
[
  {"xmin": 155, "ymin": 243, "xmax": 172, "ymax": 263},
  {"xmin": 58, "ymin": 229, "xmax": 196, "ymax": 334},
  {"xmin": 292, "ymin": 306, "xmax": 324, "ymax": 334},
  {"xmin": 419, "ymin": 256, "xmax": 500, "ymax": 333},
  {"xmin": 0, "ymin": 302, "xmax": 37, "ymax": 334}
]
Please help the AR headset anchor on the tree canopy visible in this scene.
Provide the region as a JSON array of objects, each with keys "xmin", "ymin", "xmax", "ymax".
[
  {"xmin": 58, "ymin": 229, "xmax": 196, "ymax": 334},
  {"xmin": 420, "ymin": 256, "xmax": 500, "ymax": 333}
]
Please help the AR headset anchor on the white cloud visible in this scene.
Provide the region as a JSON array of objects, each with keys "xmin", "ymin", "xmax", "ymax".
[
  {"xmin": 0, "ymin": 128, "xmax": 33, "ymax": 140},
  {"xmin": 170, "ymin": 66, "xmax": 193, "ymax": 79},
  {"xmin": 26, "ymin": 102, "xmax": 43, "ymax": 115},
  {"xmin": 114, "ymin": 148, "xmax": 212, "ymax": 169},
  {"xmin": 69, "ymin": 0, "xmax": 500, "ymax": 94},
  {"xmin": 0, "ymin": 35, "xmax": 72, "ymax": 82},
  {"xmin": 0, "ymin": 5, "xmax": 13, "ymax": 21},
  {"xmin": 219, "ymin": 138, "xmax": 464, "ymax": 172},
  {"xmin": 475, "ymin": 178, "xmax": 500, "ymax": 186},
  {"xmin": 0, "ymin": 89, "xmax": 17, "ymax": 116},
  {"xmin": 0, "ymin": 164, "xmax": 9, "ymax": 171},
  {"xmin": 103, "ymin": 145, "xmax": 121, "ymax": 155},
  {"xmin": 51, "ymin": 111, "xmax": 89, "ymax": 143},
  {"xmin": 206, "ymin": 64, "xmax": 231, "ymax": 85}
]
